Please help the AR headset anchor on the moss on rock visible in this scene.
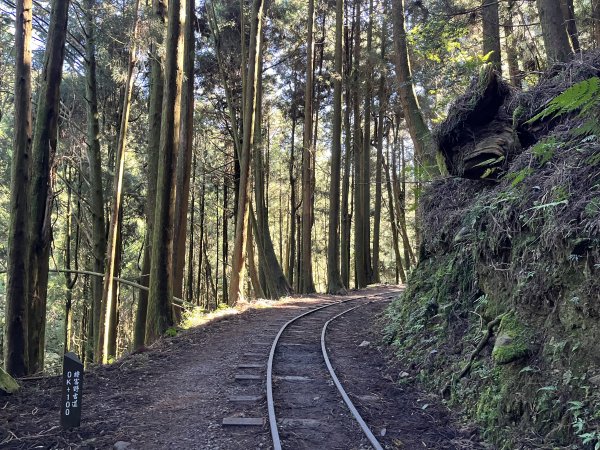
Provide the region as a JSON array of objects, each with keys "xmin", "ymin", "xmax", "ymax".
[{"xmin": 492, "ymin": 313, "xmax": 532, "ymax": 365}]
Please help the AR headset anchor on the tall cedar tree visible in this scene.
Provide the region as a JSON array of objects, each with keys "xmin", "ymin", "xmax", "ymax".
[
  {"xmin": 146, "ymin": 0, "xmax": 186, "ymax": 341},
  {"xmin": 4, "ymin": 0, "xmax": 33, "ymax": 377},
  {"xmin": 134, "ymin": 0, "xmax": 166, "ymax": 349},
  {"xmin": 391, "ymin": 0, "xmax": 440, "ymax": 178},
  {"xmin": 299, "ymin": 0, "xmax": 317, "ymax": 294},
  {"xmin": 372, "ymin": 11, "xmax": 387, "ymax": 284},
  {"xmin": 253, "ymin": 70, "xmax": 292, "ymax": 299},
  {"xmin": 97, "ymin": 0, "xmax": 141, "ymax": 363},
  {"xmin": 228, "ymin": 0, "xmax": 265, "ymax": 305},
  {"xmin": 482, "ymin": 0, "xmax": 501, "ymax": 72},
  {"xmin": 536, "ymin": 0, "xmax": 573, "ymax": 63},
  {"xmin": 252, "ymin": 38, "xmax": 293, "ymax": 299},
  {"xmin": 173, "ymin": 0, "xmax": 196, "ymax": 309},
  {"xmin": 84, "ymin": 0, "xmax": 107, "ymax": 361},
  {"xmin": 27, "ymin": 0, "xmax": 70, "ymax": 372},
  {"xmin": 327, "ymin": 0, "xmax": 345, "ymax": 294},
  {"xmin": 340, "ymin": 1, "xmax": 352, "ymax": 288}
]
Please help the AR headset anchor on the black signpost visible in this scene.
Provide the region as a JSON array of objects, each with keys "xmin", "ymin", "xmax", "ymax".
[{"xmin": 60, "ymin": 352, "xmax": 84, "ymax": 429}]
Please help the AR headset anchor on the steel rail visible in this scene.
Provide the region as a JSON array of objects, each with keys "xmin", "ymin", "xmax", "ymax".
[
  {"xmin": 321, "ymin": 302, "xmax": 384, "ymax": 450},
  {"xmin": 266, "ymin": 296, "xmax": 366, "ymax": 450}
]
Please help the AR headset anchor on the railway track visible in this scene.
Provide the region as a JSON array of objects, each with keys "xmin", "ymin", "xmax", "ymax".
[{"xmin": 223, "ymin": 287, "xmax": 400, "ymax": 450}]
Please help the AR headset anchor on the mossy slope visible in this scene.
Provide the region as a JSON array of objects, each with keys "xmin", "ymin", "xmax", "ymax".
[{"xmin": 386, "ymin": 54, "xmax": 600, "ymax": 449}]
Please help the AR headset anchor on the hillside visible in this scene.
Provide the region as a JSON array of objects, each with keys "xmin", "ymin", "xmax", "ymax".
[{"xmin": 386, "ymin": 53, "xmax": 600, "ymax": 449}]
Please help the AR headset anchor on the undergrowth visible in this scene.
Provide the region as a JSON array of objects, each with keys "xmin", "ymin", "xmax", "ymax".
[{"xmin": 386, "ymin": 54, "xmax": 600, "ymax": 449}]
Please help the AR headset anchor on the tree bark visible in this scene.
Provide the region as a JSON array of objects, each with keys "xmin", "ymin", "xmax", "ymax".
[
  {"xmin": 340, "ymin": 6, "xmax": 352, "ymax": 289},
  {"xmin": 384, "ymin": 141, "xmax": 406, "ymax": 284},
  {"xmin": 97, "ymin": 0, "xmax": 140, "ymax": 363},
  {"xmin": 173, "ymin": 0, "xmax": 196, "ymax": 311},
  {"xmin": 299, "ymin": 0, "xmax": 317, "ymax": 294},
  {"xmin": 559, "ymin": 0, "xmax": 579, "ymax": 52},
  {"xmin": 247, "ymin": 208, "xmax": 265, "ymax": 299},
  {"xmin": 372, "ymin": 11, "xmax": 386, "ymax": 285},
  {"xmin": 536, "ymin": 0, "xmax": 572, "ymax": 64},
  {"xmin": 327, "ymin": 0, "xmax": 345, "ymax": 294},
  {"xmin": 146, "ymin": 0, "xmax": 186, "ymax": 342},
  {"xmin": 353, "ymin": 0, "xmax": 367, "ymax": 288},
  {"xmin": 228, "ymin": 0, "xmax": 266, "ymax": 305},
  {"xmin": 482, "ymin": 0, "xmax": 501, "ymax": 72},
  {"xmin": 134, "ymin": 0, "xmax": 166, "ymax": 350},
  {"xmin": 84, "ymin": 0, "xmax": 107, "ymax": 360},
  {"xmin": 62, "ymin": 167, "xmax": 80, "ymax": 353},
  {"xmin": 252, "ymin": 41, "xmax": 292, "ymax": 299},
  {"xmin": 392, "ymin": 131, "xmax": 415, "ymax": 268},
  {"xmin": 593, "ymin": 0, "xmax": 600, "ymax": 47},
  {"xmin": 391, "ymin": 0, "xmax": 441, "ymax": 178},
  {"xmin": 287, "ymin": 94, "xmax": 297, "ymax": 288},
  {"xmin": 504, "ymin": 0, "xmax": 522, "ymax": 88},
  {"xmin": 222, "ymin": 170, "xmax": 229, "ymax": 304},
  {"xmin": 186, "ymin": 153, "xmax": 197, "ymax": 304},
  {"xmin": 5, "ymin": 0, "xmax": 33, "ymax": 377},
  {"xmin": 27, "ymin": 0, "xmax": 70, "ymax": 372}
]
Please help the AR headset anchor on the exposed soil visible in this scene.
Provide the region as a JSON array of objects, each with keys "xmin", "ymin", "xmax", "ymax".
[
  {"xmin": 327, "ymin": 300, "xmax": 488, "ymax": 449},
  {"xmin": 1, "ymin": 286, "xmax": 486, "ymax": 449}
]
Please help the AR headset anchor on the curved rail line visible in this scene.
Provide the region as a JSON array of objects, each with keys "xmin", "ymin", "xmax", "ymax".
[
  {"xmin": 321, "ymin": 302, "xmax": 384, "ymax": 450},
  {"xmin": 266, "ymin": 295, "xmax": 384, "ymax": 450}
]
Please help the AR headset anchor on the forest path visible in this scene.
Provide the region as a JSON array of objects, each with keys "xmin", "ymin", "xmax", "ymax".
[{"xmin": 1, "ymin": 286, "xmax": 484, "ymax": 449}]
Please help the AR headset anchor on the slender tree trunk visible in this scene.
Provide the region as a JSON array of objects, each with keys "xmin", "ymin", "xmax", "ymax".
[
  {"xmin": 173, "ymin": 0, "xmax": 196, "ymax": 313},
  {"xmin": 392, "ymin": 131, "xmax": 415, "ymax": 268},
  {"xmin": 27, "ymin": 0, "xmax": 70, "ymax": 372},
  {"xmin": 299, "ymin": 0, "xmax": 317, "ymax": 294},
  {"xmin": 504, "ymin": 0, "xmax": 522, "ymax": 88},
  {"xmin": 536, "ymin": 0, "xmax": 572, "ymax": 63},
  {"xmin": 228, "ymin": 0, "xmax": 266, "ymax": 305},
  {"xmin": 482, "ymin": 0, "xmax": 501, "ymax": 72},
  {"xmin": 146, "ymin": 0, "xmax": 186, "ymax": 342},
  {"xmin": 327, "ymin": 0, "xmax": 345, "ymax": 294},
  {"xmin": 106, "ymin": 209, "xmax": 122, "ymax": 358},
  {"xmin": 372, "ymin": 11, "xmax": 386, "ymax": 284},
  {"xmin": 97, "ymin": 0, "xmax": 140, "ymax": 363},
  {"xmin": 186, "ymin": 153, "xmax": 197, "ymax": 304},
  {"xmin": 63, "ymin": 167, "xmax": 80, "ymax": 353},
  {"xmin": 252, "ymin": 42, "xmax": 292, "ymax": 299},
  {"xmin": 84, "ymin": 0, "xmax": 107, "ymax": 360},
  {"xmin": 134, "ymin": 0, "xmax": 166, "ymax": 350},
  {"xmin": 222, "ymin": 170, "xmax": 229, "ymax": 304},
  {"xmin": 340, "ymin": 7, "xmax": 352, "ymax": 289},
  {"xmin": 5, "ymin": 0, "xmax": 33, "ymax": 377},
  {"xmin": 196, "ymin": 163, "xmax": 205, "ymax": 305},
  {"xmin": 287, "ymin": 103, "xmax": 297, "ymax": 287},
  {"xmin": 593, "ymin": 0, "xmax": 600, "ymax": 47},
  {"xmin": 384, "ymin": 140, "xmax": 406, "ymax": 284},
  {"xmin": 203, "ymin": 231, "xmax": 218, "ymax": 307},
  {"xmin": 560, "ymin": 0, "xmax": 579, "ymax": 52},
  {"xmin": 352, "ymin": 0, "xmax": 367, "ymax": 289},
  {"xmin": 391, "ymin": 0, "xmax": 441, "ymax": 178},
  {"xmin": 247, "ymin": 210, "xmax": 265, "ymax": 299},
  {"xmin": 362, "ymin": 0, "xmax": 374, "ymax": 285}
]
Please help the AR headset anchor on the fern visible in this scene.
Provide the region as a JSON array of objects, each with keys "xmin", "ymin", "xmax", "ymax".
[
  {"xmin": 572, "ymin": 118, "xmax": 600, "ymax": 138},
  {"xmin": 530, "ymin": 138, "xmax": 557, "ymax": 166},
  {"xmin": 526, "ymin": 77, "xmax": 600, "ymax": 124}
]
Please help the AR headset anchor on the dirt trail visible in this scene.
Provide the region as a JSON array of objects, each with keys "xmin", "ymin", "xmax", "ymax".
[{"xmin": 0, "ymin": 286, "xmax": 485, "ymax": 449}]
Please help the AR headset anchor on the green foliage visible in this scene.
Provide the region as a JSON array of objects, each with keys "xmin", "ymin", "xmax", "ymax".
[
  {"xmin": 164, "ymin": 327, "xmax": 178, "ymax": 337},
  {"xmin": 526, "ymin": 77, "xmax": 600, "ymax": 124},
  {"xmin": 505, "ymin": 167, "xmax": 534, "ymax": 187},
  {"xmin": 530, "ymin": 137, "xmax": 557, "ymax": 166}
]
